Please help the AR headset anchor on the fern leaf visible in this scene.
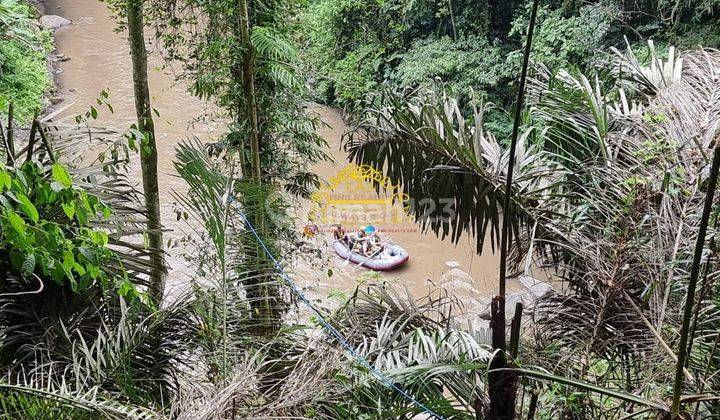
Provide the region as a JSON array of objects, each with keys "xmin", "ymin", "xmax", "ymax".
[
  {"xmin": 266, "ymin": 62, "xmax": 302, "ymax": 89},
  {"xmin": 250, "ymin": 26, "xmax": 298, "ymax": 62}
]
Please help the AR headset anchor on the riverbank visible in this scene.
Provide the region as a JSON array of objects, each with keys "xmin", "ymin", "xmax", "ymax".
[{"xmin": 0, "ymin": 0, "xmax": 59, "ymax": 122}]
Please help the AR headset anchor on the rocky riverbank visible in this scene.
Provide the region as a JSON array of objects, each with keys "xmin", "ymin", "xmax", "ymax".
[{"xmin": 32, "ymin": 0, "xmax": 71, "ymax": 110}]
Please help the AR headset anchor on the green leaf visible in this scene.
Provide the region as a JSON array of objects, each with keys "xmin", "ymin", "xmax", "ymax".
[
  {"xmin": 62, "ymin": 200, "xmax": 76, "ymax": 219},
  {"xmin": 78, "ymin": 245, "xmax": 97, "ymax": 262},
  {"xmin": 62, "ymin": 250, "xmax": 76, "ymax": 273},
  {"xmin": 17, "ymin": 193, "xmax": 39, "ymax": 223},
  {"xmin": 76, "ymin": 206, "xmax": 88, "ymax": 225},
  {"xmin": 13, "ymin": 171, "xmax": 28, "ymax": 191},
  {"xmin": 73, "ymin": 262, "xmax": 86, "ymax": 276},
  {"xmin": 0, "ymin": 169, "xmax": 11, "ymax": 190},
  {"xmin": 51, "ymin": 164, "xmax": 73, "ymax": 188},
  {"xmin": 513, "ymin": 368, "xmax": 667, "ymax": 410},
  {"xmin": 117, "ymin": 279, "xmax": 133, "ymax": 297},
  {"xmin": 87, "ymin": 265, "xmax": 100, "ymax": 279},
  {"xmin": 6, "ymin": 210, "xmax": 26, "ymax": 235},
  {"xmin": 97, "ymin": 232, "xmax": 108, "ymax": 246},
  {"xmin": 68, "ymin": 274, "xmax": 78, "ymax": 292},
  {"xmin": 51, "ymin": 261, "xmax": 65, "ymax": 282}
]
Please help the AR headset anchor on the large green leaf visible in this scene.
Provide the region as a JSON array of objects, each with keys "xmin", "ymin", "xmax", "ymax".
[
  {"xmin": 51, "ymin": 163, "xmax": 73, "ymax": 188},
  {"xmin": 16, "ymin": 193, "xmax": 38, "ymax": 223}
]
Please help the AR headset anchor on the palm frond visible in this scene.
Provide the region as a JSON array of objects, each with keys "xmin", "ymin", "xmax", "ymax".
[
  {"xmin": 345, "ymin": 88, "xmax": 562, "ymax": 255},
  {"xmin": 0, "ymin": 382, "xmax": 160, "ymax": 420}
]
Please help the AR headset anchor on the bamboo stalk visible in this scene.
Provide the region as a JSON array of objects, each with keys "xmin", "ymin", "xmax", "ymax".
[
  {"xmin": 671, "ymin": 140, "xmax": 720, "ymax": 418},
  {"xmin": 490, "ymin": 0, "xmax": 539, "ymax": 417}
]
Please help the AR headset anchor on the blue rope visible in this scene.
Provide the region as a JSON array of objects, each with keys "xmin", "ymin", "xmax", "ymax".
[{"xmin": 228, "ymin": 197, "xmax": 444, "ymax": 419}]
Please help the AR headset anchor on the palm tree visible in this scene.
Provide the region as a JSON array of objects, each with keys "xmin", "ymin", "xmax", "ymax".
[
  {"xmin": 345, "ymin": 44, "xmax": 720, "ymax": 416},
  {"xmin": 172, "ymin": 139, "xmax": 286, "ymax": 372}
]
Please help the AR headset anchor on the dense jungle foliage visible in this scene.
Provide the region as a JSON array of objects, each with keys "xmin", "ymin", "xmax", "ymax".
[
  {"xmin": 0, "ymin": 0, "xmax": 51, "ymax": 122},
  {"xmin": 1, "ymin": 0, "xmax": 720, "ymax": 418},
  {"xmin": 301, "ymin": 0, "xmax": 720, "ymax": 111}
]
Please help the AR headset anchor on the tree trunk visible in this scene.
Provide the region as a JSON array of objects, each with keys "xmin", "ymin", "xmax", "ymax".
[
  {"xmin": 238, "ymin": 0, "xmax": 261, "ymax": 184},
  {"xmin": 447, "ymin": 0, "xmax": 458, "ymax": 40},
  {"xmin": 127, "ymin": 0, "xmax": 166, "ymax": 304},
  {"xmin": 489, "ymin": 296, "xmax": 518, "ymax": 419},
  {"xmin": 6, "ymin": 102, "xmax": 15, "ymax": 166},
  {"xmin": 235, "ymin": 0, "xmax": 281, "ymax": 333}
]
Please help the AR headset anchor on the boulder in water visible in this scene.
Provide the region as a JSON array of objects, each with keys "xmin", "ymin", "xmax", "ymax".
[
  {"xmin": 440, "ymin": 268, "xmax": 477, "ymax": 294},
  {"xmin": 39, "ymin": 15, "xmax": 71, "ymax": 30},
  {"xmin": 518, "ymin": 275, "xmax": 554, "ymax": 298}
]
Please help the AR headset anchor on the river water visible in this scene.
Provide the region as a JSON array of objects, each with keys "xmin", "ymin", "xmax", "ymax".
[{"xmin": 45, "ymin": 0, "xmax": 520, "ymax": 306}]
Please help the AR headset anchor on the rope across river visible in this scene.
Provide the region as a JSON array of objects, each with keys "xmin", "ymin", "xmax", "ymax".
[{"xmin": 226, "ymin": 196, "xmax": 445, "ymax": 419}]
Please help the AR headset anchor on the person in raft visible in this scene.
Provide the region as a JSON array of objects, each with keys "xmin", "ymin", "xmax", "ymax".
[
  {"xmin": 331, "ymin": 224, "xmax": 350, "ymax": 247},
  {"xmin": 332, "ymin": 224, "xmax": 384, "ymax": 257},
  {"xmin": 362, "ymin": 225, "xmax": 385, "ymax": 257}
]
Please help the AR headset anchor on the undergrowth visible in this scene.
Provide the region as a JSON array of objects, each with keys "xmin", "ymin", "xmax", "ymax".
[{"xmin": 0, "ymin": 0, "xmax": 52, "ymax": 122}]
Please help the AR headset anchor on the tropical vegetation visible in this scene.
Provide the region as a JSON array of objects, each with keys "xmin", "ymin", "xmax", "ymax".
[
  {"xmin": 0, "ymin": 0, "xmax": 52, "ymax": 122},
  {"xmin": 301, "ymin": 0, "xmax": 720, "ymax": 132},
  {"xmin": 1, "ymin": 0, "xmax": 720, "ymax": 419}
]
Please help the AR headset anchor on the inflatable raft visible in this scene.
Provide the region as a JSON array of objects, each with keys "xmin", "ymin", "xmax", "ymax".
[{"xmin": 333, "ymin": 241, "xmax": 409, "ymax": 271}]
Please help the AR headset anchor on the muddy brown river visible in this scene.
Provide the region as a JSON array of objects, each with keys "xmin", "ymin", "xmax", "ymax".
[{"xmin": 45, "ymin": 0, "xmax": 522, "ymax": 306}]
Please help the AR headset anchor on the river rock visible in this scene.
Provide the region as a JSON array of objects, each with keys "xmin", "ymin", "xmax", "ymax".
[
  {"xmin": 39, "ymin": 15, "xmax": 71, "ymax": 30},
  {"xmin": 518, "ymin": 275, "xmax": 554, "ymax": 298},
  {"xmin": 442, "ymin": 268, "xmax": 473, "ymax": 283},
  {"xmin": 440, "ymin": 268, "xmax": 478, "ymax": 294}
]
